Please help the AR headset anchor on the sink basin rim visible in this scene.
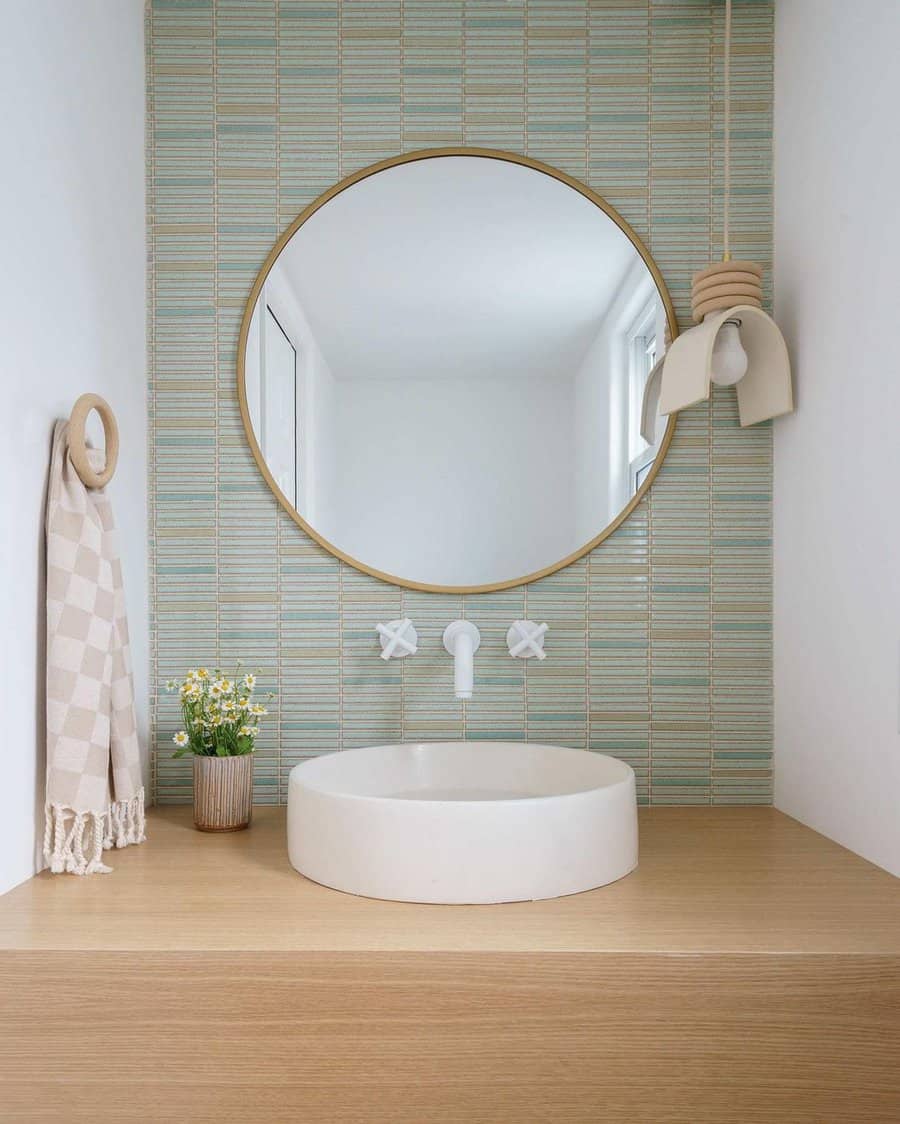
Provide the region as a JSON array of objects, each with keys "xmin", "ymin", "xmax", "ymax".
[{"xmin": 288, "ymin": 740, "xmax": 634, "ymax": 805}]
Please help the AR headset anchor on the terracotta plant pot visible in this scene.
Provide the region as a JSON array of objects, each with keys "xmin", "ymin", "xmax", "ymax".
[{"xmin": 193, "ymin": 754, "xmax": 253, "ymax": 832}]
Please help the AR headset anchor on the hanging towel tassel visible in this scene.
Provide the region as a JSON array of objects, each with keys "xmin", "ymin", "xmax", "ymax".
[
  {"xmin": 108, "ymin": 790, "xmax": 146, "ymax": 848},
  {"xmin": 43, "ymin": 804, "xmax": 113, "ymax": 876},
  {"xmin": 43, "ymin": 790, "xmax": 145, "ymax": 876}
]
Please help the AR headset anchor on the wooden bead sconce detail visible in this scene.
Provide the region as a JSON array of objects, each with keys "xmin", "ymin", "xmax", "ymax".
[{"xmin": 690, "ymin": 259, "xmax": 763, "ymax": 323}]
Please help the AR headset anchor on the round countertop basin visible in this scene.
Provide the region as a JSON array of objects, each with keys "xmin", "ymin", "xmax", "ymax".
[{"xmin": 287, "ymin": 742, "xmax": 637, "ymax": 904}]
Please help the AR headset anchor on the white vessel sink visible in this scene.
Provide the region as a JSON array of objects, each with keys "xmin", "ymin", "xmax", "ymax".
[{"xmin": 287, "ymin": 742, "xmax": 638, "ymax": 904}]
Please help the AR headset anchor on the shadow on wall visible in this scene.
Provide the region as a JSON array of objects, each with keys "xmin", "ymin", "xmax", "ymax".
[{"xmin": 31, "ymin": 428, "xmax": 51, "ymax": 875}]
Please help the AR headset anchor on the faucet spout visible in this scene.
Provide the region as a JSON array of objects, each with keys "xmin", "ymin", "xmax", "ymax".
[{"xmin": 442, "ymin": 620, "xmax": 481, "ymax": 700}]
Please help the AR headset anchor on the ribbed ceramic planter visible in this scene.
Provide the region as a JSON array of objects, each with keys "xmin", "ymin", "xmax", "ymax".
[{"xmin": 193, "ymin": 755, "xmax": 253, "ymax": 832}]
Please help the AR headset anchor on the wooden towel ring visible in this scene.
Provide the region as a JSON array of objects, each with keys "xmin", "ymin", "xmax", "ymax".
[{"xmin": 68, "ymin": 393, "xmax": 119, "ymax": 488}]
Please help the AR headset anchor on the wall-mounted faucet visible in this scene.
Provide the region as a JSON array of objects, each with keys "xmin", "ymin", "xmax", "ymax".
[{"xmin": 442, "ymin": 620, "xmax": 481, "ymax": 700}]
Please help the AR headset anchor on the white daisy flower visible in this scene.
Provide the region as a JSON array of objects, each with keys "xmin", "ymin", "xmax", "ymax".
[{"xmin": 173, "ymin": 731, "xmax": 189, "ymax": 748}]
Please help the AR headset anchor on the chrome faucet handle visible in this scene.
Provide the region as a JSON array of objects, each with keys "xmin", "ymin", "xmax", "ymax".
[
  {"xmin": 506, "ymin": 619, "xmax": 548, "ymax": 660},
  {"xmin": 377, "ymin": 618, "xmax": 418, "ymax": 660}
]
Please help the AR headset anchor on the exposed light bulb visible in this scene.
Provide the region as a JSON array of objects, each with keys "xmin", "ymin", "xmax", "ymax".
[{"xmin": 710, "ymin": 319, "xmax": 748, "ymax": 387}]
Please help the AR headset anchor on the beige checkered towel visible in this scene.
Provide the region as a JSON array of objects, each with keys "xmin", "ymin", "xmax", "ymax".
[{"xmin": 44, "ymin": 420, "xmax": 145, "ymax": 875}]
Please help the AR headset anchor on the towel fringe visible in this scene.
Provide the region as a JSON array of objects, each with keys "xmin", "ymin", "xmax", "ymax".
[
  {"xmin": 44, "ymin": 789, "xmax": 145, "ymax": 876},
  {"xmin": 109, "ymin": 788, "xmax": 146, "ymax": 848}
]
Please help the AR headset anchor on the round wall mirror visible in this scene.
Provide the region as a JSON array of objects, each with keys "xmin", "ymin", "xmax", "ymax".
[{"xmin": 237, "ymin": 149, "xmax": 677, "ymax": 592}]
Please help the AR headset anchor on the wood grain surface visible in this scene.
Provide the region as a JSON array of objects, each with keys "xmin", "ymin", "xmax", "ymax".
[
  {"xmin": 1, "ymin": 806, "xmax": 897, "ymax": 954},
  {"xmin": 1, "ymin": 807, "xmax": 898, "ymax": 1122},
  {"xmin": 1, "ymin": 952, "xmax": 897, "ymax": 1123}
]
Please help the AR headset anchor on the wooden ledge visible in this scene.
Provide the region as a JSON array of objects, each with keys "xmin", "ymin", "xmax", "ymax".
[
  {"xmin": 1, "ymin": 807, "xmax": 898, "ymax": 1122},
  {"xmin": 1, "ymin": 806, "xmax": 898, "ymax": 955}
]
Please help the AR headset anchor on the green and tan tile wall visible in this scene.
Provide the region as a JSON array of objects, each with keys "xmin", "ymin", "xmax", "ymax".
[{"xmin": 148, "ymin": 0, "xmax": 774, "ymax": 805}]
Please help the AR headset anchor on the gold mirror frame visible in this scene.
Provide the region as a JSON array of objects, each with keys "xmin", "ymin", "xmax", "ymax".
[{"xmin": 237, "ymin": 146, "xmax": 679, "ymax": 595}]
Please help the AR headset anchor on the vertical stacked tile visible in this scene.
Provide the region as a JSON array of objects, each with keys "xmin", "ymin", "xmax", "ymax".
[
  {"xmin": 401, "ymin": 0, "xmax": 464, "ymax": 150},
  {"xmin": 647, "ymin": 0, "xmax": 714, "ymax": 319},
  {"xmin": 588, "ymin": 511, "xmax": 652, "ymax": 802},
  {"xmin": 400, "ymin": 591, "xmax": 466, "ymax": 742},
  {"xmin": 149, "ymin": 0, "xmax": 218, "ymax": 802},
  {"xmin": 708, "ymin": 0, "xmax": 773, "ymax": 275},
  {"xmin": 277, "ymin": 1, "xmax": 341, "ymax": 229},
  {"xmin": 518, "ymin": 2, "xmax": 589, "ymax": 752},
  {"xmin": 463, "ymin": 0, "xmax": 526, "ymax": 151},
  {"xmin": 340, "ymin": 569, "xmax": 403, "ymax": 749},
  {"xmin": 214, "ymin": 0, "xmax": 281, "ymax": 803},
  {"xmin": 710, "ymin": 393, "xmax": 772, "ymax": 802},
  {"xmin": 525, "ymin": 562, "xmax": 589, "ymax": 750},
  {"xmin": 586, "ymin": 1, "xmax": 652, "ymax": 800},
  {"xmin": 276, "ymin": 3, "xmax": 343, "ymax": 799},
  {"xmin": 147, "ymin": 1, "xmax": 156, "ymax": 798},
  {"xmin": 463, "ymin": 588, "xmax": 527, "ymax": 743},
  {"xmin": 340, "ymin": 0, "xmax": 402, "ymax": 173},
  {"xmin": 647, "ymin": 2, "xmax": 713, "ymax": 803},
  {"xmin": 587, "ymin": 0, "xmax": 651, "ymax": 234},
  {"xmin": 647, "ymin": 408, "xmax": 713, "ymax": 805},
  {"xmin": 524, "ymin": 1, "xmax": 588, "ymax": 180},
  {"xmin": 148, "ymin": 0, "xmax": 776, "ymax": 807},
  {"xmin": 335, "ymin": 1, "xmax": 401, "ymax": 752},
  {"xmin": 278, "ymin": 531, "xmax": 341, "ymax": 798},
  {"xmin": 709, "ymin": 0, "xmax": 774, "ymax": 801}
]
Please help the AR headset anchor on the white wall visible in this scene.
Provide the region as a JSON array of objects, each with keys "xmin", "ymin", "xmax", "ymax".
[
  {"xmin": 332, "ymin": 377, "xmax": 575, "ymax": 586},
  {"xmin": 0, "ymin": 1, "xmax": 147, "ymax": 894},
  {"xmin": 774, "ymin": 0, "xmax": 900, "ymax": 875}
]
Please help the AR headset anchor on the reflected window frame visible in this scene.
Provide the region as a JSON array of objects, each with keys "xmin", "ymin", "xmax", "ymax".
[
  {"xmin": 627, "ymin": 298, "xmax": 660, "ymax": 494},
  {"xmin": 260, "ymin": 303, "xmax": 300, "ymax": 510}
]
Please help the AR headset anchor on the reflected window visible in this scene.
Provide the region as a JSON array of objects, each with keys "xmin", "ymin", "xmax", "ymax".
[
  {"xmin": 627, "ymin": 301, "xmax": 659, "ymax": 493},
  {"xmin": 261, "ymin": 307, "xmax": 299, "ymax": 508}
]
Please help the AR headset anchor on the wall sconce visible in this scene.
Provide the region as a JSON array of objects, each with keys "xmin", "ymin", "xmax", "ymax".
[
  {"xmin": 657, "ymin": 280, "xmax": 793, "ymax": 427},
  {"xmin": 653, "ymin": 0, "xmax": 793, "ymax": 430}
]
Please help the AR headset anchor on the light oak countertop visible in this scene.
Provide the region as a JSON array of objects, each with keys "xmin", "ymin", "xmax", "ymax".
[{"xmin": 2, "ymin": 805, "xmax": 898, "ymax": 955}]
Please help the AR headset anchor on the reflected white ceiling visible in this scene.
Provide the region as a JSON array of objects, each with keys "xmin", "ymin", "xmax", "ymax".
[{"xmin": 275, "ymin": 155, "xmax": 648, "ymax": 381}]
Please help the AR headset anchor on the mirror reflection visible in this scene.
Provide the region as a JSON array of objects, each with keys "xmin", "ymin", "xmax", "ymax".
[{"xmin": 241, "ymin": 154, "xmax": 670, "ymax": 589}]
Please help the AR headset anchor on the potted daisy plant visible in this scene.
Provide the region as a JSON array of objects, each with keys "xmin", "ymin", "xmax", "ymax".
[{"xmin": 166, "ymin": 666, "xmax": 271, "ymax": 832}]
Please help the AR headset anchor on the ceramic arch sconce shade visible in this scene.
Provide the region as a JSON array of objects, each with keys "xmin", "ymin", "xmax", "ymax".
[{"xmin": 657, "ymin": 304, "xmax": 793, "ymax": 427}]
